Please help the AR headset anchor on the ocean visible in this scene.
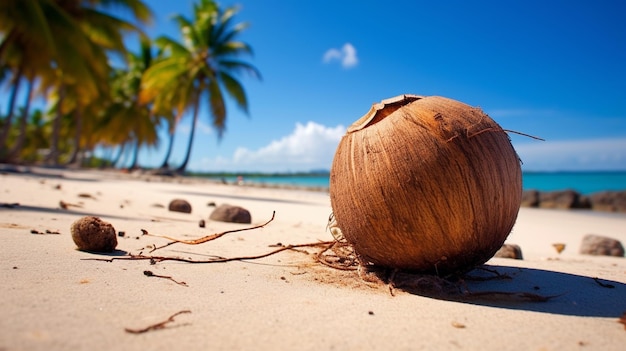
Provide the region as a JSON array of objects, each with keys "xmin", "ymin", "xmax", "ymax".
[{"xmin": 207, "ymin": 171, "xmax": 626, "ymax": 195}]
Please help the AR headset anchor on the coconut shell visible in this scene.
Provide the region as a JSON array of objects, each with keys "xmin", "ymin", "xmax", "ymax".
[{"xmin": 329, "ymin": 95, "xmax": 522, "ymax": 274}]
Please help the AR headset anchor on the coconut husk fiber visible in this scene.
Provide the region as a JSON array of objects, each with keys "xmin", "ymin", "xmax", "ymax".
[{"xmin": 329, "ymin": 95, "xmax": 522, "ymax": 275}]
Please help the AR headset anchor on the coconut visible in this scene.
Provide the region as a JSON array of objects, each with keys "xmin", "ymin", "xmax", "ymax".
[
  {"xmin": 329, "ymin": 94, "xmax": 522, "ymax": 275},
  {"xmin": 71, "ymin": 216, "xmax": 117, "ymax": 253}
]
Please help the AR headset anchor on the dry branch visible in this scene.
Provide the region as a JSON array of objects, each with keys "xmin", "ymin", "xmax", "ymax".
[
  {"xmin": 143, "ymin": 211, "xmax": 275, "ymax": 252},
  {"xmin": 592, "ymin": 277, "xmax": 615, "ymax": 288},
  {"xmin": 82, "ymin": 241, "xmax": 334, "ymax": 264},
  {"xmin": 125, "ymin": 310, "xmax": 191, "ymax": 334},
  {"xmin": 144, "ymin": 270, "xmax": 187, "ymax": 287}
]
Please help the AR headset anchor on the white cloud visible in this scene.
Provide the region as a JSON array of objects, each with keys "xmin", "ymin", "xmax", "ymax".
[
  {"xmin": 323, "ymin": 43, "xmax": 358, "ymax": 68},
  {"xmin": 514, "ymin": 138, "xmax": 626, "ymax": 171},
  {"xmin": 190, "ymin": 128, "xmax": 625, "ymax": 173},
  {"xmin": 194, "ymin": 121, "xmax": 346, "ymax": 172}
]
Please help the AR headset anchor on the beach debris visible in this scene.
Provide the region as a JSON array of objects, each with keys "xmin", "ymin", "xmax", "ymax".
[
  {"xmin": 592, "ymin": 277, "xmax": 615, "ymax": 289},
  {"xmin": 71, "ymin": 216, "xmax": 117, "ymax": 252},
  {"xmin": 84, "ymin": 210, "xmax": 560, "ymax": 303},
  {"xmin": 451, "ymin": 321, "xmax": 466, "ymax": 329},
  {"xmin": 151, "ymin": 203, "xmax": 165, "ymax": 208},
  {"xmin": 521, "ymin": 189, "xmax": 626, "ymax": 213},
  {"xmin": 125, "ymin": 310, "xmax": 191, "ymax": 334},
  {"xmin": 118, "ymin": 231, "xmax": 126, "ymax": 237},
  {"xmin": 85, "ymin": 240, "xmax": 332, "ymax": 265},
  {"xmin": 619, "ymin": 312, "xmax": 626, "ymax": 330},
  {"xmin": 579, "ymin": 234, "xmax": 624, "ymax": 257},
  {"xmin": 209, "ymin": 204, "xmax": 251, "ymax": 224},
  {"xmin": 143, "ymin": 270, "xmax": 187, "ymax": 287},
  {"xmin": 207, "ymin": 201, "xmax": 216, "ymax": 207},
  {"xmin": 328, "ymin": 94, "xmax": 530, "ymax": 275},
  {"xmin": 59, "ymin": 200, "xmax": 83, "ymax": 210},
  {"xmin": 78, "ymin": 193, "xmax": 97, "ymax": 199},
  {"xmin": 136, "ymin": 211, "xmax": 274, "ymax": 251},
  {"xmin": 168, "ymin": 199, "xmax": 192, "ymax": 213},
  {"xmin": 30, "ymin": 229, "xmax": 61, "ymax": 235},
  {"xmin": 0, "ymin": 202, "xmax": 20, "ymax": 208},
  {"xmin": 198, "ymin": 219, "xmax": 206, "ymax": 228},
  {"xmin": 494, "ymin": 244, "xmax": 523, "ymax": 259},
  {"xmin": 463, "ymin": 266, "xmax": 512, "ymax": 281},
  {"xmin": 520, "ymin": 190, "xmax": 540, "ymax": 207},
  {"xmin": 589, "ymin": 191, "xmax": 626, "ymax": 212},
  {"xmin": 552, "ymin": 243, "xmax": 566, "ymax": 254},
  {"xmin": 537, "ymin": 189, "xmax": 591, "ymax": 209}
]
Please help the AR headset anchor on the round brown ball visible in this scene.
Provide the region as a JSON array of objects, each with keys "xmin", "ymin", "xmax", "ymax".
[
  {"xmin": 330, "ymin": 95, "xmax": 522, "ymax": 275},
  {"xmin": 71, "ymin": 216, "xmax": 118, "ymax": 252},
  {"xmin": 168, "ymin": 199, "xmax": 192, "ymax": 213}
]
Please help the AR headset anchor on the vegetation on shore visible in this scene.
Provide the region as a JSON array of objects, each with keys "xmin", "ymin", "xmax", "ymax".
[{"xmin": 0, "ymin": 0, "xmax": 259, "ymax": 173}]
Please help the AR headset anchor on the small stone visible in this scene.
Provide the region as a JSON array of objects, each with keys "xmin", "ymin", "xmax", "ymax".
[
  {"xmin": 168, "ymin": 199, "xmax": 192, "ymax": 213},
  {"xmin": 494, "ymin": 244, "xmax": 523, "ymax": 259},
  {"xmin": 579, "ymin": 234, "xmax": 624, "ymax": 257},
  {"xmin": 209, "ymin": 204, "xmax": 252, "ymax": 224},
  {"xmin": 552, "ymin": 243, "xmax": 566, "ymax": 254},
  {"xmin": 589, "ymin": 191, "xmax": 626, "ymax": 212},
  {"xmin": 199, "ymin": 219, "xmax": 206, "ymax": 228},
  {"xmin": 71, "ymin": 216, "xmax": 117, "ymax": 252},
  {"xmin": 538, "ymin": 189, "xmax": 589, "ymax": 209},
  {"xmin": 520, "ymin": 190, "xmax": 540, "ymax": 207}
]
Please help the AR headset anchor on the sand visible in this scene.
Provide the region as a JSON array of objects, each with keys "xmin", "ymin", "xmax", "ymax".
[{"xmin": 1, "ymin": 166, "xmax": 625, "ymax": 351}]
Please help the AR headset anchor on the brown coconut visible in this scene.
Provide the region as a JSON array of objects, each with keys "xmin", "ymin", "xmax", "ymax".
[
  {"xmin": 71, "ymin": 216, "xmax": 117, "ymax": 252},
  {"xmin": 329, "ymin": 94, "xmax": 522, "ymax": 275}
]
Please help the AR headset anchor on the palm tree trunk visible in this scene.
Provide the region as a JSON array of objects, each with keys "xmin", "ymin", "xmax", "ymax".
[
  {"xmin": 0, "ymin": 65, "xmax": 24, "ymax": 158},
  {"xmin": 128, "ymin": 138, "xmax": 140, "ymax": 170},
  {"xmin": 0, "ymin": 31, "xmax": 17, "ymax": 65},
  {"xmin": 111, "ymin": 143, "xmax": 126, "ymax": 168},
  {"xmin": 7, "ymin": 76, "xmax": 34, "ymax": 162},
  {"xmin": 176, "ymin": 95, "xmax": 200, "ymax": 173},
  {"xmin": 159, "ymin": 123, "xmax": 175, "ymax": 169},
  {"xmin": 67, "ymin": 109, "xmax": 83, "ymax": 165},
  {"xmin": 46, "ymin": 85, "xmax": 65, "ymax": 166}
]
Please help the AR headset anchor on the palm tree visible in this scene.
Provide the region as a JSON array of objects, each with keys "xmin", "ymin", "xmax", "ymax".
[
  {"xmin": 0, "ymin": 0, "xmax": 56, "ymax": 157},
  {"xmin": 0, "ymin": 0, "xmax": 97, "ymax": 160},
  {"xmin": 44, "ymin": 0, "xmax": 152, "ymax": 165},
  {"xmin": 97, "ymin": 38, "xmax": 164, "ymax": 170},
  {"xmin": 0, "ymin": 0, "xmax": 152, "ymax": 164},
  {"xmin": 6, "ymin": 76, "xmax": 35, "ymax": 161},
  {"xmin": 140, "ymin": 0, "xmax": 260, "ymax": 173}
]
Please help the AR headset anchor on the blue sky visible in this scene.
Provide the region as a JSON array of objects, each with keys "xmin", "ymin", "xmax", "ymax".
[{"xmin": 53, "ymin": 1, "xmax": 626, "ymax": 171}]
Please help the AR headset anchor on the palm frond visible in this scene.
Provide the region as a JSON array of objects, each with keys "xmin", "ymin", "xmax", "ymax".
[
  {"xmin": 218, "ymin": 71, "xmax": 248, "ymax": 114},
  {"xmin": 207, "ymin": 79, "xmax": 226, "ymax": 138}
]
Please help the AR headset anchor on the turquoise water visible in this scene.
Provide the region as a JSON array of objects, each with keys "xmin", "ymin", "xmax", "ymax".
[{"xmin": 210, "ymin": 171, "xmax": 626, "ymax": 194}]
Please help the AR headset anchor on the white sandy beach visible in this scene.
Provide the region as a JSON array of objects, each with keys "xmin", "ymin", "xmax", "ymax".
[{"xmin": 1, "ymin": 167, "xmax": 625, "ymax": 351}]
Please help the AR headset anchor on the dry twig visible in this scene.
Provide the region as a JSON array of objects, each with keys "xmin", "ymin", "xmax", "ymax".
[
  {"xmin": 83, "ymin": 241, "xmax": 334, "ymax": 264},
  {"xmin": 59, "ymin": 200, "xmax": 83, "ymax": 209},
  {"xmin": 143, "ymin": 211, "xmax": 276, "ymax": 252},
  {"xmin": 143, "ymin": 270, "xmax": 187, "ymax": 287},
  {"xmin": 125, "ymin": 310, "xmax": 191, "ymax": 334},
  {"xmin": 592, "ymin": 277, "xmax": 615, "ymax": 289},
  {"xmin": 618, "ymin": 312, "xmax": 626, "ymax": 330},
  {"xmin": 461, "ymin": 291, "xmax": 560, "ymax": 302}
]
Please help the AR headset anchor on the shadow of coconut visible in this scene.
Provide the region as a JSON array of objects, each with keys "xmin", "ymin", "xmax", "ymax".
[
  {"xmin": 392, "ymin": 264, "xmax": 625, "ymax": 318},
  {"xmin": 78, "ymin": 248, "xmax": 129, "ymax": 256}
]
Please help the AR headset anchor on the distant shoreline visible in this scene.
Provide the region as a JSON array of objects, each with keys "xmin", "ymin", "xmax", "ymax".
[
  {"xmin": 191, "ymin": 170, "xmax": 626, "ymax": 195},
  {"xmin": 2, "ymin": 164, "xmax": 624, "ymax": 212}
]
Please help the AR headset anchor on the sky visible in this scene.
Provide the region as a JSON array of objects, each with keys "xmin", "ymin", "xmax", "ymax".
[{"xmin": 28, "ymin": 0, "xmax": 626, "ymax": 172}]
